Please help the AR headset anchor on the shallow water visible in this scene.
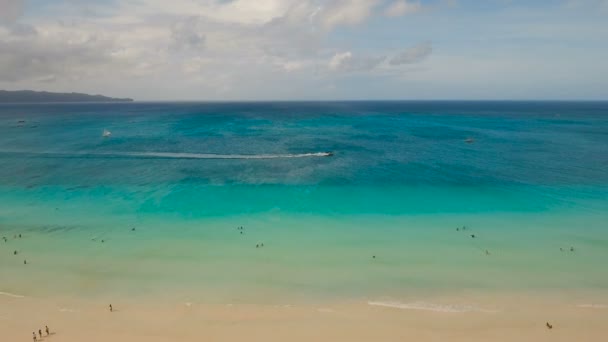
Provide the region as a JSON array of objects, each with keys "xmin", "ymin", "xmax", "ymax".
[{"xmin": 1, "ymin": 101, "xmax": 607, "ymax": 302}]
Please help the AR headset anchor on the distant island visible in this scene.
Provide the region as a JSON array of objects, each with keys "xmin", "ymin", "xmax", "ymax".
[{"xmin": 0, "ymin": 90, "xmax": 134, "ymax": 103}]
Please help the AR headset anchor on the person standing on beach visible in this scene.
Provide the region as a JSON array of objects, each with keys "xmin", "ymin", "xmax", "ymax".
[
  {"xmin": 45, "ymin": 326, "xmax": 50, "ymax": 336},
  {"xmin": 109, "ymin": 304, "xmax": 113, "ymax": 312},
  {"xmin": 32, "ymin": 332, "xmax": 37, "ymax": 342},
  {"xmin": 38, "ymin": 329, "xmax": 42, "ymax": 339}
]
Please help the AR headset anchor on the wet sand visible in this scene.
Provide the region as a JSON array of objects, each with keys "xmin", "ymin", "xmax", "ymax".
[{"xmin": 2, "ymin": 292, "xmax": 607, "ymax": 342}]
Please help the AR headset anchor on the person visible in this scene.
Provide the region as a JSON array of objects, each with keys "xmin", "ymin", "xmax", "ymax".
[
  {"xmin": 24, "ymin": 260, "xmax": 27, "ymax": 264},
  {"xmin": 471, "ymin": 234, "xmax": 476, "ymax": 238},
  {"xmin": 14, "ymin": 250, "xmax": 17, "ymax": 255},
  {"xmin": 485, "ymin": 250, "xmax": 490, "ymax": 255},
  {"xmin": 32, "ymin": 332, "xmax": 37, "ymax": 342},
  {"xmin": 19, "ymin": 234, "xmax": 22, "ymax": 238},
  {"xmin": 261, "ymin": 243, "xmax": 264, "ymax": 247},
  {"xmin": 109, "ymin": 304, "xmax": 113, "ymax": 312},
  {"xmin": 38, "ymin": 329, "xmax": 42, "ymax": 339},
  {"xmin": 131, "ymin": 227, "xmax": 136, "ymax": 231},
  {"xmin": 45, "ymin": 326, "xmax": 50, "ymax": 336},
  {"xmin": 546, "ymin": 322, "xmax": 553, "ymax": 329},
  {"xmin": 570, "ymin": 247, "xmax": 575, "ymax": 252}
]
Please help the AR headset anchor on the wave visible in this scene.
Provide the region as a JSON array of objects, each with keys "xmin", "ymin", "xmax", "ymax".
[
  {"xmin": 577, "ymin": 304, "xmax": 608, "ymax": 309},
  {"xmin": 367, "ymin": 301, "xmax": 498, "ymax": 313},
  {"xmin": 0, "ymin": 291, "xmax": 26, "ymax": 298},
  {"xmin": 0, "ymin": 150, "xmax": 333, "ymax": 160}
]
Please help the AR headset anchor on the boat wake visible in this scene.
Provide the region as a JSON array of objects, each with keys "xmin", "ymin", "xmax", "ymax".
[{"xmin": 0, "ymin": 151, "xmax": 334, "ymax": 160}]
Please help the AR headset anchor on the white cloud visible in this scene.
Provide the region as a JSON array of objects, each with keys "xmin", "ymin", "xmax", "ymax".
[
  {"xmin": 329, "ymin": 51, "xmax": 353, "ymax": 70},
  {"xmin": 321, "ymin": 0, "xmax": 380, "ymax": 30},
  {"xmin": 329, "ymin": 51, "xmax": 386, "ymax": 72},
  {"xmin": 2, "ymin": 0, "xmax": 604, "ymax": 100},
  {"xmin": 389, "ymin": 42, "xmax": 432, "ymax": 65},
  {"xmin": 384, "ymin": 0, "xmax": 422, "ymax": 17}
]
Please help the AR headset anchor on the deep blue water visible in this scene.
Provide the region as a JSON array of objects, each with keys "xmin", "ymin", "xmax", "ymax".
[{"xmin": 0, "ymin": 101, "xmax": 607, "ymax": 188}]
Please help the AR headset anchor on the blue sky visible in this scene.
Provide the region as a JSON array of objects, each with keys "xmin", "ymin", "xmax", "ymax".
[{"xmin": 1, "ymin": 0, "xmax": 607, "ymax": 100}]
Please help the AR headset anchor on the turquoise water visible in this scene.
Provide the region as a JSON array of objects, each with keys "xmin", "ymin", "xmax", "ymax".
[{"xmin": 1, "ymin": 102, "xmax": 607, "ymax": 302}]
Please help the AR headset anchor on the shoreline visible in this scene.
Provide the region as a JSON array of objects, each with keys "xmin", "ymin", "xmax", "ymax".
[{"xmin": 2, "ymin": 291, "xmax": 607, "ymax": 342}]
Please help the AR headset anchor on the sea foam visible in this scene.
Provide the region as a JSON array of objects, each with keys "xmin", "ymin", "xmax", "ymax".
[
  {"xmin": 368, "ymin": 301, "xmax": 498, "ymax": 313},
  {"xmin": 0, "ymin": 291, "xmax": 26, "ymax": 298}
]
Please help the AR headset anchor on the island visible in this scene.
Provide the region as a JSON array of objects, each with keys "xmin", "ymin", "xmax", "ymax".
[{"xmin": 0, "ymin": 90, "xmax": 134, "ymax": 103}]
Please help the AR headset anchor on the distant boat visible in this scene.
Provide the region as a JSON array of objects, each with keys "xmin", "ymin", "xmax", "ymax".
[
  {"xmin": 102, "ymin": 129, "xmax": 112, "ymax": 137},
  {"xmin": 465, "ymin": 138, "xmax": 475, "ymax": 144}
]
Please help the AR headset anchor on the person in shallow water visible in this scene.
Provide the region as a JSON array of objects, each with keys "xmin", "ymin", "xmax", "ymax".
[
  {"xmin": 109, "ymin": 304, "xmax": 113, "ymax": 312},
  {"xmin": 38, "ymin": 329, "xmax": 42, "ymax": 339},
  {"xmin": 32, "ymin": 332, "xmax": 37, "ymax": 342},
  {"xmin": 45, "ymin": 326, "xmax": 50, "ymax": 336}
]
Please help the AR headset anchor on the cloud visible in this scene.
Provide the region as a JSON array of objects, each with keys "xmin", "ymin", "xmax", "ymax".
[
  {"xmin": 0, "ymin": 0, "xmax": 23, "ymax": 22},
  {"xmin": 389, "ymin": 42, "xmax": 432, "ymax": 65},
  {"xmin": 0, "ymin": 22, "xmax": 148, "ymax": 83},
  {"xmin": 384, "ymin": 0, "xmax": 422, "ymax": 17},
  {"xmin": 170, "ymin": 17, "xmax": 206, "ymax": 51},
  {"xmin": 329, "ymin": 51, "xmax": 386, "ymax": 72},
  {"xmin": 321, "ymin": 0, "xmax": 380, "ymax": 30}
]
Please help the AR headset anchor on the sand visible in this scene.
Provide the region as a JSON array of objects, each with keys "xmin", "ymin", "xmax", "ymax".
[{"xmin": 2, "ymin": 292, "xmax": 607, "ymax": 342}]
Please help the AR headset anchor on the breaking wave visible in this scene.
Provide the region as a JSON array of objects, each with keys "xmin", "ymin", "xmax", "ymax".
[{"xmin": 368, "ymin": 301, "xmax": 498, "ymax": 313}]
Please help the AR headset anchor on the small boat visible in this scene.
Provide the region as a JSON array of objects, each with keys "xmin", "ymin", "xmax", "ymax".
[
  {"xmin": 464, "ymin": 138, "xmax": 475, "ymax": 144},
  {"xmin": 102, "ymin": 129, "xmax": 112, "ymax": 137}
]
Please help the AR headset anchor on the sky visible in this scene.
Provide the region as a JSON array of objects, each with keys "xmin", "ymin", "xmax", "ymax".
[{"xmin": 0, "ymin": 0, "xmax": 607, "ymax": 101}]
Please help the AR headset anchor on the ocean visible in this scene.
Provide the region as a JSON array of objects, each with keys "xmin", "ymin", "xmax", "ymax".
[{"xmin": 1, "ymin": 101, "xmax": 607, "ymax": 304}]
